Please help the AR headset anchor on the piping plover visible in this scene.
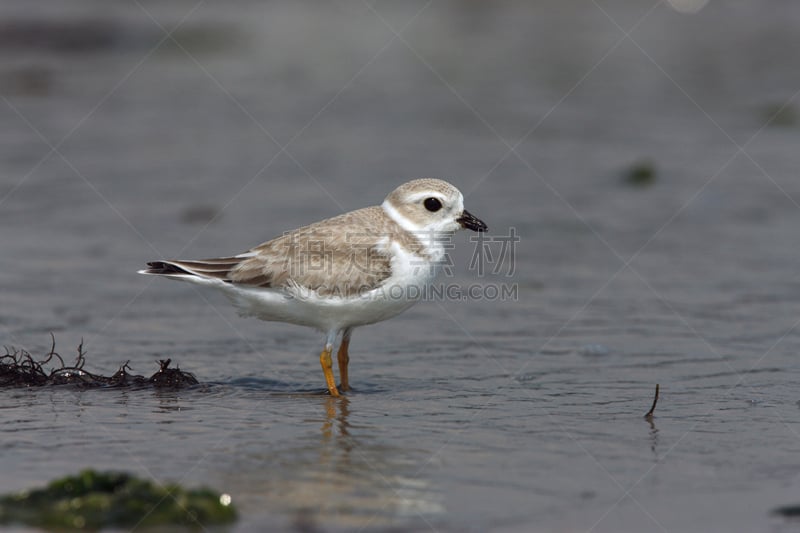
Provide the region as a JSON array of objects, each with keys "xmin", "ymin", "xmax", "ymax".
[{"xmin": 139, "ymin": 178, "xmax": 487, "ymax": 396}]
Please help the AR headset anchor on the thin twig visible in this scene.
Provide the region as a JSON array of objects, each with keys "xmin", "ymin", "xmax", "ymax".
[
  {"xmin": 42, "ymin": 332, "xmax": 65, "ymax": 368},
  {"xmin": 644, "ymin": 383, "xmax": 660, "ymax": 418},
  {"xmin": 74, "ymin": 338, "xmax": 86, "ymax": 369}
]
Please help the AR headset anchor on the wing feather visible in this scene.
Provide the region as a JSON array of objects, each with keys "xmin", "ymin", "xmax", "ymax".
[{"xmin": 141, "ymin": 206, "xmax": 425, "ymax": 296}]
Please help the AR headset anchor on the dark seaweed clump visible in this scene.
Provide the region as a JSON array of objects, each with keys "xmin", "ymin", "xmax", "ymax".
[
  {"xmin": 622, "ymin": 158, "xmax": 657, "ymax": 187},
  {"xmin": 0, "ymin": 335, "xmax": 198, "ymax": 388},
  {"xmin": 0, "ymin": 469, "xmax": 236, "ymax": 530}
]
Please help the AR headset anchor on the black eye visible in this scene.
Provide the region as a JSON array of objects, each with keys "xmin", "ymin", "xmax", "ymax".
[{"xmin": 424, "ymin": 197, "xmax": 442, "ymax": 212}]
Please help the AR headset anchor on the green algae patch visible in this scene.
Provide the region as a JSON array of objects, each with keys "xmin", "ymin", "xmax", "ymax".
[
  {"xmin": 622, "ymin": 159, "xmax": 657, "ymax": 188},
  {"xmin": 761, "ymin": 102, "xmax": 797, "ymax": 127},
  {"xmin": 622, "ymin": 159, "xmax": 658, "ymax": 188},
  {"xmin": 0, "ymin": 470, "xmax": 236, "ymax": 530}
]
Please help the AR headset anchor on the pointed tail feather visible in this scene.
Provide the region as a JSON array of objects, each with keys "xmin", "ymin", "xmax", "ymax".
[
  {"xmin": 138, "ymin": 259, "xmax": 240, "ymax": 281},
  {"xmin": 138, "ymin": 261, "xmax": 195, "ymax": 276}
]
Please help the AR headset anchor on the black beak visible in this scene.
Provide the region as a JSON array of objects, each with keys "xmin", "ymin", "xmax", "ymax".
[{"xmin": 457, "ymin": 209, "xmax": 488, "ymax": 232}]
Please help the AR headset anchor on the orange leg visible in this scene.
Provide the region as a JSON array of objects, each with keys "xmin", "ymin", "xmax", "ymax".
[
  {"xmin": 320, "ymin": 345, "xmax": 340, "ymax": 397},
  {"xmin": 337, "ymin": 328, "xmax": 353, "ymax": 392}
]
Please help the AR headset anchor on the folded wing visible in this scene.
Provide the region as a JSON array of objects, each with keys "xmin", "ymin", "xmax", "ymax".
[{"xmin": 141, "ymin": 207, "xmax": 399, "ymax": 297}]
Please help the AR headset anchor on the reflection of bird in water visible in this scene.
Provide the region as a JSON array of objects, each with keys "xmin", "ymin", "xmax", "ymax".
[
  {"xmin": 321, "ymin": 395, "xmax": 351, "ymax": 443},
  {"xmin": 215, "ymin": 397, "xmax": 444, "ymax": 529}
]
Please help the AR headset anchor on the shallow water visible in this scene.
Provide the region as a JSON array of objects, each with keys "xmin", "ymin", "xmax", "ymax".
[{"xmin": 2, "ymin": 1, "xmax": 800, "ymax": 531}]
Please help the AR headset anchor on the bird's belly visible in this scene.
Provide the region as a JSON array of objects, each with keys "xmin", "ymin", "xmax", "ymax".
[{"xmin": 221, "ymin": 283, "xmax": 423, "ymax": 331}]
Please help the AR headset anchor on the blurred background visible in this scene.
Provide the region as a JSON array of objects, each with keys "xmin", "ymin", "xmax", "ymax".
[{"xmin": 2, "ymin": 1, "xmax": 800, "ymax": 531}]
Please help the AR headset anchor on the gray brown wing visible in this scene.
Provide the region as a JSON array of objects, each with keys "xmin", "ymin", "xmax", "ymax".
[
  {"xmin": 144, "ymin": 207, "xmax": 401, "ymax": 296},
  {"xmin": 231, "ymin": 211, "xmax": 394, "ymax": 296}
]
